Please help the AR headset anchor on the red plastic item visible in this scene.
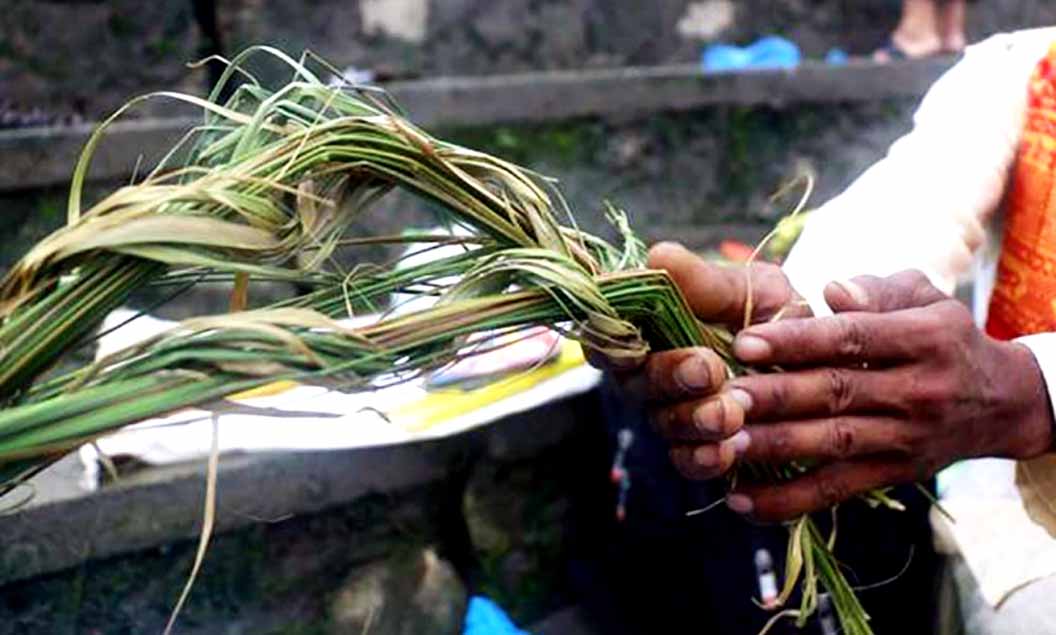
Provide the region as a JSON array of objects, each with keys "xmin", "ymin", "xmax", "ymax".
[{"xmin": 719, "ymin": 240, "xmax": 756, "ymax": 263}]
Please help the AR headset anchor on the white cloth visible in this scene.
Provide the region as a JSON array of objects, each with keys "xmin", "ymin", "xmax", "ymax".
[
  {"xmin": 784, "ymin": 28, "xmax": 1056, "ymax": 306},
  {"xmin": 782, "ymin": 28, "xmax": 1056, "ymax": 609},
  {"xmin": 81, "ymin": 308, "xmax": 600, "ymax": 490},
  {"xmin": 785, "ymin": 28, "xmax": 1056, "ymax": 434},
  {"xmin": 79, "ymin": 228, "xmax": 602, "ymax": 484}
]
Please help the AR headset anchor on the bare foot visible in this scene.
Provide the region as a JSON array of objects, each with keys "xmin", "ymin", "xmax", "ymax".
[
  {"xmin": 873, "ymin": 32, "xmax": 944, "ymax": 62},
  {"xmin": 874, "ymin": 0, "xmax": 945, "ymax": 63},
  {"xmin": 942, "ymin": 36, "xmax": 966, "ymax": 56},
  {"xmin": 938, "ymin": 0, "xmax": 967, "ymax": 55}
]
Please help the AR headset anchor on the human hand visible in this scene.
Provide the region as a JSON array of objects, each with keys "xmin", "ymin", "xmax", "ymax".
[
  {"xmin": 585, "ymin": 242, "xmax": 810, "ymax": 479},
  {"xmin": 721, "ymin": 271, "xmax": 1055, "ymax": 522}
]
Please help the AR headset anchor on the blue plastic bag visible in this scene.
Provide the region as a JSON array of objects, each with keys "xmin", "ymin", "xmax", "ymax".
[
  {"xmin": 702, "ymin": 35, "xmax": 802, "ymax": 72},
  {"xmin": 825, "ymin": 48, "xmax": 849, "ymax": 65},
  {"xmin": 462, "ymin": 596, "xmax": 531, "ymax": 635}
]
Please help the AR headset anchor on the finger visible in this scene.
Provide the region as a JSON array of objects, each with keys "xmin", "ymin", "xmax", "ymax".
[
  {"xmin": 650, "ymin": 390, "xmax": 747, "ymax": 442},
  {"xmin": 648, "ymin": 242, "xmax": 803, "ymax": 326},
  {"xmin": 583, "ymin": 345, "xmax": 644, "ymax": 374},
  {"xmin": 669, "ymin": 433, "xmax": 749, "ymax": 481},
  {"xmin": 825, "ymin": 270, "xmax": 949, "ymax": 314},
  {"xmin": 740, "ymin": 416, "xmax": 911, "ymax": 465},
  {"xmin": 638, "ymin": 347, "xmax": 729, "ymax": 403},
  {"xmin": 730, "ymin": 367, "xmax": 904, "ymax": 421},
  {"xmin": 733, "ymin": 308, "xmax": 938, "ymax": 366},
  {"xmin": 728, "ymin": 459, "xmax": 917, "ymax": 522}
]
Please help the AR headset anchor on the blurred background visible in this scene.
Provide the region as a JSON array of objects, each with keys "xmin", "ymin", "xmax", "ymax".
[
  {"xmin": 2, "ymin": 2, "xmax": 1056, "ymax": 635},
  {"xmin": 6, "ymin": 0, "xmax": 1055, "ymax": 276}
]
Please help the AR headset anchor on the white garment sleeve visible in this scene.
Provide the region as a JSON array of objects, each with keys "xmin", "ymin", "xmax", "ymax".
[
  {"xmin": 1017, "ymin": 334, "xmax": 1056, "ymax": 421},
  {"xmin": 782, "ymin": 28, "xmax": 1056, "ymax": 315},
  {"xmin": 781, "ymin": 28, "xmax": 1056, "ymax": 443}
]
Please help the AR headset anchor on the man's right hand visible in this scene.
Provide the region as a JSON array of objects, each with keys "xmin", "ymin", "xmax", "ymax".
[{"xmin": 586, "ymin": 242, "xmax": 809, "ymax": 480}]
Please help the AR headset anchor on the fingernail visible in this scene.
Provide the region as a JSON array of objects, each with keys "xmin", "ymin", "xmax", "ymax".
[
  {"xmin": 692, "ymin": 404, "xmax": 717, "ymax": 435},
  {"xmin": 734, "ymin": 335, "xmax": 771, "ymax": 362},
  {"xmin": 726, "ymin": 493, "xmax": 754, "ymax": 515},
  {"xmin": 729, "ymin": 429, "xmax": 751, "ymax": 456},
  {"xmin": 675, "ymin": 355, "xmax": 712, "ymax": 391},
  {"xmin": 694, "ymin": 446, "xmax": 718, "ymax": 468},
  {"xmin": 729, "ymin": 388, "xmax": 753, "ymax": 413},
  {"xmin": 834, "ymin": 279, "xmax": 869, "ymax": 307}
]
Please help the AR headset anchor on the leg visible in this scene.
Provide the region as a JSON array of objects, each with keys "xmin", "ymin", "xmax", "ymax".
[
  {"xmin": 190, "ymin": 0, "xmax": 234, "ymax": 101},
  {"xmin": 938, "ymin": 0, "xmax": 968, "ymax": 54},
  {"xmin": 874, "ymin": 0, "xmax": 944, "ymax": 62}
]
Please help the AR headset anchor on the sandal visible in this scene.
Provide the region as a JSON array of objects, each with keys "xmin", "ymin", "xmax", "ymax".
[{"xmin": 872, "ymin": 38, "xmax": 911, "ymax": 63}]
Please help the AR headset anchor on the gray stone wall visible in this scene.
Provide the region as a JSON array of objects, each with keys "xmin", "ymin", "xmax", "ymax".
[
  {"xmin": 3, "ymin": 0, "xmax": 1055, "ymax": 121},
  {"xmin": 0, "ymin": 100, "xmax": 916, "ymax": 295},
  {"xmin": 0, "ymin": 401, "xmax": 602, "ymax": 634},
  {"xmin": 439, "ymin": 100, "xmax": 917, "ymax": 239},
  {"xmin": 0, "ymin": 486, "xmax": 454, "ymax": 635}
]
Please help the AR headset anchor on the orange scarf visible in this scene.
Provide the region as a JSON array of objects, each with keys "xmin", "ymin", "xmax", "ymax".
[{"xmin": 987, "ymin": 44, "xmax": 1056, "ymax": 340}]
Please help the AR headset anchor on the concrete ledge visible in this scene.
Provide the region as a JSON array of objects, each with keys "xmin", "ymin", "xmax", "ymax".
[
  {"xmin": 0, "ymin": 117, "xmax": 198, "ymax": 192},
  {"xmin": 0, "ymin": 58, "xmax": 953, "ymax": 191},
  {"xmin": 0, "ymin": 391, "xmax": 595, "ymax": 586},
  {"xmin": 390, "ymin": 58, "xmax": 952, "ymax": 127}
]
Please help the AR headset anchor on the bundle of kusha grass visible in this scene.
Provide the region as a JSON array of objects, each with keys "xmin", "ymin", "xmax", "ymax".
[{"xmin": 0, "ymin": 47, "xmax": 899, "ymax": 634}]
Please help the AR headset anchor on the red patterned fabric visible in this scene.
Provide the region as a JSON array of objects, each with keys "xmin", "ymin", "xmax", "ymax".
[{"xmin": 987, "ymin": 44, "xmax": 1056, "ymax": 340}]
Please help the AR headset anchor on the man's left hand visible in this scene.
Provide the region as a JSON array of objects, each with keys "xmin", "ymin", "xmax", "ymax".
[{"xmin": 716, "ymin": 271, "xmax": 1054, "ymax": 522}]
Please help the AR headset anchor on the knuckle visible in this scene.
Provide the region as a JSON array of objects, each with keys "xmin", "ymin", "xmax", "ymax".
[
  {"xmin": 757, "ymin": 425, "xmax": 792, "ymax": 461},
  {"xmin": 846, "ymin": 275, "xmax": 881, "ymax": 308},
  {"xmin": 834, "ymin": 315, "xmax": 870, "ymax": 359},
  {"xmin": 917, "ymin": 307, "xmax": 961, "ymax": 351},
  {"xmin": 852, "ymin": 274, "xmax": 882, "ymax": 287},
  {"xmin": 824, "ymin": 368, "xmax": 856, "ymax": 414},
  {"xmin": 897, "ymin": 270, "xmax": 933, "ymax": 307},
  {"xmin": 935, "ymin": 300, "xmax": 972, "ymax": 334},
  {"xmin": 895, "ymin": 269, "xmax": 930, "ymax": 289},
  {"xmin": 762, "ymin": 377, "xmax": 793, "ymax": 413},
  {"xmin": 889, "ymin": 426, "xmax": 920, "ymax": 455},
  {"xmin": 749, "ymin": 263, "xmax": 793, "ymax": 317},
  {"xmin": 907, "ymin": 364, "xmax": 945, "ymax": 394},
  {"xmin": 815, "ymin": 474, "xmax": 851, "ymax": 508},
  {"xmin": 752, "ymin": 263, "xmax": 784, "ymax": 289},
  {"xmin": 825, "ymin": 417, "xmax": 857, "ymax": 459},
  {"xmin": 907, "ymin": 378, "xmax": 946, "ymax": 416}
]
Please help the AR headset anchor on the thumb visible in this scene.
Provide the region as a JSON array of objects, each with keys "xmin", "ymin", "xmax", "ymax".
[{"xmin": 824, "ymin": 270, "xmax": 949, "ymax": 314}]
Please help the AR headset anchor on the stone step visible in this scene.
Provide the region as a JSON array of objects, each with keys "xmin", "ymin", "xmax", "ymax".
[
  {"xmin": 0, "ymin": 58, "xmax": 953, "ymax": 192},
  {"xmin": 0, "ymin": 392, "xmax": 594, "ymax": 586}
]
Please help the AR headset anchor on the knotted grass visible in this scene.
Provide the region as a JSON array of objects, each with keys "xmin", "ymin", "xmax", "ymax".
[{"xmin": 0, "ymin": 46, "xmax": 886, "ymax": 634}]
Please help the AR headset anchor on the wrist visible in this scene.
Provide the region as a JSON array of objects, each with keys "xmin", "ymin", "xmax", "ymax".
[{"xmin": 1003, "ymin": 342, "xmax": 1055, "ymax": 460}]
